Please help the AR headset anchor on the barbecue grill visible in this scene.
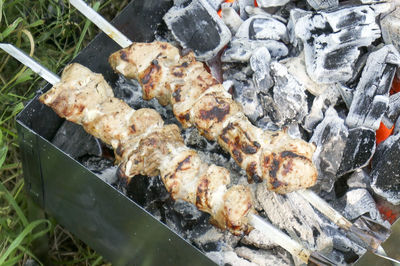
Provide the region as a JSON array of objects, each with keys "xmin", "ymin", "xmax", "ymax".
[{"xmin": 15, "ymin": 0, "xmax": 400, "ymax": 265}]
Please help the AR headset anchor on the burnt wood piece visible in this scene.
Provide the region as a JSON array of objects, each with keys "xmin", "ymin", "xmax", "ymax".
[
  {"xmin": 163, "ymin": 0, "xmax": 231, "ymax": 61},
  {"xmin": 346, "ymin": 45, "xmax": 400, "ymax": 130}
]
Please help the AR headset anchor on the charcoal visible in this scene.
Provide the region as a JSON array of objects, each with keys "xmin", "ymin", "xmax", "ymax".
[
  {"xmin": 259, "ymin": 94, "xmax": 283, "ymax": 126},
  {"xmin": 255, "ymin": 0, "xmax": 290, "ymax": 8},
  {"xmin": 394, "ymin": 114, "xmax": 400, "ymax": 135},
  {"xmin": 280, "ymin": 51, "xmax": 331, "ymax": 96},
  {"xmin": 270, "ymin": 61, "xmax": 308, "ymax": 126},
  {"xmin": 232, "ymin": 80, "xmax": 264, "ymax": 122},
  {"xmin": 324, "ymin": 224, "xmax": 366, "ymax": 256},
  {"xmin": 335, "ymin": 83, "xmax": 353, "ymax": 110},
  {"xmin": 240, "ymin": 229, "xmax": 277, "ymax": 250},
  {"xmin": 254, "ymin": 116, "xmax": 280, "ymax": 131},
  {"xmin": 52, "ymin": 121, "xmax": 102, "ymax": 158},
  {"xmin": 222, "ymin": 63, "xmax": 252, "ymax": 81},
  {"xmin": 381, "ymin": 7, "xmax": 400, "ymax": 52},
  {"xmin": 238, "ymin": 0, "xmax": 254, "ymax": 20},
  {"xmin": 80, "ymin": 156, "xmax": 117, "ymax": 184},
  {"xmin": 307, "ymin": 0, "xmax": 338, "ymax": 10},
  {"xmin": 293, "ymin": 5, "xmax": 383, "ymax": 83},
  {"xmin": 235, "ymin": 15, "xmax": 289, "ymax": 43},
  {"xmin": 347, "ymin": 169, "xmax": 371, "ymax": 189},
  {"xmin": 221, "ymin": 38, "xmax": 289, "ymax": 62},
  {"xmin": 221, "ymin": 7, "xmax": 243, "ymax": 35},
  {"xmin": 204, "ymin": 0, "xmax": 224, "ymax": 10},
  {"xmin": 303, "ymin": 86, "xmax": 340, "ymax": 132},
  {"xmin": 337, "ymin": 127, "xmax": 376, "ymax": 176},
  {"xmin": 173, "ymin": 199, "xmax": 203, "ymax": 222},
  {"xmin": 371, "ymin": 133, "xmax": 400, "ymax": 205},
  {"xmin": 338, "ymin": 188, "xmax": 383, "ymax": 222},
  {"xmin": 164, "ymin": 0, "xmax": 232, "ymax": 61},
  {"xmin": 250, "ymin": 47, "xmax": 274, "ymax": 93},
  {"xmin": 286, "ymin": 123, "xmax": 302, "ymax": 139},
  {"xmin": 256, "ymin": 184, "xmax": 333, "ymax": 252},
  {"xmin": 382, "ymin": 92, "xmax": 400, "ymax": 128},
  {"xmin": 346, "ymin": 45, "xmax": 400, "ymax": 130},
  {"xmin": 310, "ymin": 107, "xmax": 348, "ymax": 192},
  {"xmin": 235, "ymin": 247, "xmax": 292, "ymax": 266},
  {"xmin": 191, "ymin": 226, "xmax": 225, "ymax": 252}
]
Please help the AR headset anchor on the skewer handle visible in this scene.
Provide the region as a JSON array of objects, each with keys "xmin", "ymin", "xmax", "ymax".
[
  {"xmin": 69, "ymin": 0, "xmax": 133, "ymax": 48},
  {"xmin": 0, "ymin": 43, "xmax": 60, "ymax": 85}
]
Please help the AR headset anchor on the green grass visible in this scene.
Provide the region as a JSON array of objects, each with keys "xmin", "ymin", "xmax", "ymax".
[{"xmin": 0, "ymin": 0, "xmax": 128, "ymax": 264}]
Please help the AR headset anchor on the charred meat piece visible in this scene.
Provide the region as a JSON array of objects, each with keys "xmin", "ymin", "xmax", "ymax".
[
  {"xmin": 39, "ymin": 63, "xmax": 254, "ymax": 235},
  {"xmin": 109, "ymin": 41, "xmax": 318, "ymax": 193}
]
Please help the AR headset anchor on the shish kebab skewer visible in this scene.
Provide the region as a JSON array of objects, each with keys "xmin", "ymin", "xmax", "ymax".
[
  {"xmin": 0, "ymin": 43, "xmax": 335, "ymax": 265},
  {"xmin": 69, "ymin": 0, "xmax": 395, "ymax": 259}
]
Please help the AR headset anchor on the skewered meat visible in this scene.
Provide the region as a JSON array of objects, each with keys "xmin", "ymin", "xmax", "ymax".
[
  {"xmin": 109, "ymin": 41, "xmax": 317, "ymax": 193},
  {"xmin": 39, "ymin": 63, "xmax": 254, "ymax": 235}
]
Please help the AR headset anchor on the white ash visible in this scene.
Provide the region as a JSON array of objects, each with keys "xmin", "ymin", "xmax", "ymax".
[
  {"xmin": 254, "ymin": 116, "xmax": 280, "ymax": 132},
  {"xmin": 237, "ymin": 0, "xmax": 254, "ymax": 20},
  {"xmin": 235, "ymin": 247, "xmax": 292, "ymax": 266},
  {"xmin": 204, "ymin": 0, "xmax": 224, "ymax": 10},
  {"xmin": 323, "ymin": 224, "xmax": 366, "ymax": 256},
  {"xmin": 80, "ymin": 156, "xmax": 117, "ymax": 184},
  {"xmin": 303, "ymin": 85, "xmax": 341, "ymax": 132},
  {"xmin": 250, "ymin": 47, "xmax": 274, "ymax": 93},
  {"xmin": 270, "ymin": 61, "xmax": 308, "ymax": 126},
  {"xmin": 232, "ymin": 80, "xmax": 264, "ymax": 123},
  {"xmin": 256, "ymin": 184, "xmax": 333, "ymax": 253},
  {"xmin": 221, "ymin": 7, "xmax": 243, "ymax": 35},
  {"xmin": 346, "ymin": 45, "xmax": 400, "ymax": 130},
  {"xmin": 240, "ymin": 229, "xmax": 277, "ymax": 250}
]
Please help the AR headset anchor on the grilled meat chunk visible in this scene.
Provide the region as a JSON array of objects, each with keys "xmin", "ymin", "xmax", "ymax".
[
  {"xmin": 39, "ymin": 63, "xmax": 254, "ymax": 235},
  {"xmin": 109, "ymin": 41, "xmax": 317, "ymax": 193}
]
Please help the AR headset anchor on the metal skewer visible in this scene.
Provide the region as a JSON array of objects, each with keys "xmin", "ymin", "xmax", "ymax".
[
  {"xmin": 0, "ymin": 42, "xmax": 335, "ymax": 265},
  {"xmin": 66, "ymin": 0, "xmax": 400, "ymax": 260}
]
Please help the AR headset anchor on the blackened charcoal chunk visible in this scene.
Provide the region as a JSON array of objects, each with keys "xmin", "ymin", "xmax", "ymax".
[
  {"xmin": 250, "ymin": 47, "xmax": 274, "ymax": 93},
  {"xmin": 293, "ymin": 5, "xmax": 383, "ymax": 83},
  {"xmin": 164, "ymin": 0, "xmax": 231, "ymax": 61},
  {"xmin": 221, "ymin": 38, "xmax": 288, "ymax": 62},
  {"xmin": 310, "ymin": 107, "xmax": 348, "ymax": 192},
  {"xmin": 307, "ymin": 0, "xmax": 338, "ymax": 10},
  {"xmin": 259, "ymin": 94, "xmax": 283, "ymax": 125},
  {"xmin": 232, "ymin": 80, "xmax": 263, "ymax": 122},
  {"xmin": 52, "ymin": 121, "xmax": 102, "ymax": 159},
  {"xmin": 381, "ymin": 7, "xmax": 400, "ymax": 52},
  {"xmin": 371, "ymin": 133, "xmax": 400, "ymax": 205},
  {"xmin": 256, "ymin": 0, "xmax": 290, "ymax": 8},
  {"xmin": 80, "ymin": 156, "xmax": 117, "ymax": 184},
  {"xmin": 303, "ymin": 85, "xmax": 340, "ymax": 132},
  {"xmin": 235, "ymin": 15, "xmax": 288, "ymax": 43},
  {"xmin": 346, "ymin": 45, "xmax": 400, "ymax": 130},
  {"xmin": 337, "ymin": 127, "xmax": 376, "ymax": 176},
  {"xmin": 270, "ymin": 62, "xmax": 308, "ymax": 126},
  {"xmin": 338, "ymin": 188, "xmax": 383, "ymax": 222},
  {"xmin": 382, "ymin": 92, "xmax": 400, "ymax": 128}
]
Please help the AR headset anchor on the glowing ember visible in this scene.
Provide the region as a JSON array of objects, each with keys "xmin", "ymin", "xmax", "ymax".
[{"xmin": 376, "ymin": 122, "xmax": 394, "ymax": 145}]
